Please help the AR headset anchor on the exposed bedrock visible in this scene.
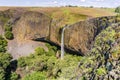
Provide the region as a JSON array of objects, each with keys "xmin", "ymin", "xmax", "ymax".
[
  {"xmin": 50, "ymin": 16, "xmax": 117, "ymax": 55},
  {"xmin": 13, "ymin": 11, "xmax": 51, "ymax": 41},
  {"xmin": 0, "ymin": 9, "xmax": 118, "ymax": 55},
  {"xmin": 13, "ymin": 12, "xmax": 118, "ymax": 55}
]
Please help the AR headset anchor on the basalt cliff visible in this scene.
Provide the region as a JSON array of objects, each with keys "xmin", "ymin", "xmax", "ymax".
[
  {"xmin": 0, "ymin": 8, "xmax": 120, "ymax": 80},
  {"xmin": 0, "ymin": 9, "xmax": 118, "ymax": 56}
]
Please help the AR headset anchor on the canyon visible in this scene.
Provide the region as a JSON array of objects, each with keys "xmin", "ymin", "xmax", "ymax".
[{"xmin": 0, "ymin": 8, "xmax": 118, "ymax": 58}]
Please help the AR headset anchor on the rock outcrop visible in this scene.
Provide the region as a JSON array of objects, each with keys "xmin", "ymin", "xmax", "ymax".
[
  {"xmin": 13, "ymin": 11, "xmax": 51, "ymax": 41},
  {"xmin": 50, "ymin": 16, "xmax": 117, "ymax": 55},
  {"xmin": 74, "ymin": 23, "xmax": 120, "ymax": 80},
  {"xmin": 0, "ymin": 9, "xmax": 51, "ymax": 59}
]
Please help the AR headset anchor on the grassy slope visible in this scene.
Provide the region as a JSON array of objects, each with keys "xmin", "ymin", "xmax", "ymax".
[
  {"xmin": 27, "ymin": 7, "xmax": 116, "ymax": 26},
  {"xmin": 101, "ymin": 8, "xmax": 115, "ymax": 13},
  {"xmin": 0, "ymin": 7, "xmax": 115, "ymax": 26}
]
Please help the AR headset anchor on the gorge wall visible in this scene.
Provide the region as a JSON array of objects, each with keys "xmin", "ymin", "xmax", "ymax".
[
  {"xmin": 0, "ymin": 9, "xmax": 118, "ymax": 56},
  {"xmin": 50, "ymin": 16, "xmax": 117, "ymax": 55},
  {"xmin": 13, "ymin": 11, "xmax": 51, "ymax": 41}
]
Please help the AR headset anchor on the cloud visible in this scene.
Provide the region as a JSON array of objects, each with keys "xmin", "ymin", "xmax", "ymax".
[
  {"xmin": 53, "ymin": 1, "xmax": 58, "ymax": 4},
  {"xmin": 80, "ymin": 0, "xmax": 86, "ymax": 2}
]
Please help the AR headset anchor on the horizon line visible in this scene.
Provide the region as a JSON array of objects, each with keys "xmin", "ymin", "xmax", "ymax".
[{"xmin": 0, "ymin": 5, "xmax": 116, "ymax": 8}]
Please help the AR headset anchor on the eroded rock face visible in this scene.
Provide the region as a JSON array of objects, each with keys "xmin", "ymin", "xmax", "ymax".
[
  {"xmin": 0, "ymin": 9, "xmax": 118, "ymax": 56},
  {"xmin": 13, "ymin": 11, "xmax": 51, "ymax": 41},
  {"xmin": 0, "ymin": 8, "xmax": 26, "ymax": 35},
  {"xmin": 50, "ymin": 16, "xmax": 117, "ymax": 55},
  {"xmin": 65, "ymin": 17, "xmax": 117, "ymax": 55}
]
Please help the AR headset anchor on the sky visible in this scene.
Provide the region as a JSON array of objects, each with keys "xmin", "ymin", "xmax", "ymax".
[{"xmin": 0, "ymin": 0, "xmax": 119, "ymax": 8}]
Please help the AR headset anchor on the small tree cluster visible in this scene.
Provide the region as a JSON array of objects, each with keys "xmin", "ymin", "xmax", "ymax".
[
  {"xmin": 17, "ymin": 43, "xmax": 81, "ymax": 80},
  {"xmin": 4, "ymin": 31, "xmax": 13, "ymax": 40},
  {"xmin": 115, "ymin": 6, "xmax": 120, "ymax": 13},
  {"xmin": 4, "ymin": 23, "xmax": 14, "ymax": 40},
  {"xmin": 0, "ymin": 35, "xmax": 19, "ymax": 80},
  {"xmin": 0, "ymin": 35, "xmax": 7, "ymax": 52},
  {"xmin": 23, "ymin": 72, "xmax": 46, "ymax": 80}
]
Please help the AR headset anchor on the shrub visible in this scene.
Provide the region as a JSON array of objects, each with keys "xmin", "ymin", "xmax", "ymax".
[
  {"xmin": 47, "ymin": 56, "xmax": 57, "ymax": 77},
  {"xmin": 22, "ymin": 72, "xmax": 46, "ymax": 80},
  {"xmin": 45, "ymin": 43, "xmax": 57, "ymax": 56},
  {"xmin": 0, "ymin": 53, "xmax": 12, "ymax": 80},
  {"xmin": 0, "ymin": 35, "xmax": 4, "ymax": 40},
  {"xmin": 96, "ymin": 68, "xmax": 106, "ymax": 76},
  {"xmin": 0, "ymin": 35, "xmax": 13, "ymax": 80},
  {"xmin": 0, "ymin": 53, "xmax": 12, "ymax": 69},
  {"xmin": 4, "ymin": 24, "xmax": 12, "ymax": 31},
  {"xmin": 0, "ymin": 67, "xmax": 5, "ymax": 80},
  {"xmin": 4, "ymin": 31, "xmax": 13, "ymax": 40},
  {"xmin": 31, "ymin": 55, "xmax": 48, "ymax": 71},
  {"xmin": 116, "ymin": 14, "xmax": 120, "ymax": 22},
  {"xmin": 17, "ymin": 57, "xmax": 26, "ymax": 67},
  {"xmin": 0, "ymin": 46, "xmax": 6, "ymax": 52},
  {"xmin": 45, "ymin": 43, "xmax": 57, "ymax": 52},
  {"xmin": 0, "ymin": 35, "xmax": 7, "ymax": 52},
  {"xmin": 34, "ymin": 47, "xmax": 46, "ymax": 56},
  {"xmin": 10, "ymin": 72, "xmax": 19, "ymax": 80},
  {"xmin": 17, "ymin": 44, "xmax": 82, "ymax": 79},
  {"xmin": 115, "ymin": 6, "xmax": 120, "ymax": 13},
  {"xmin": 0, "ymin": 16, "xmax": 9, "ymax": 24}
]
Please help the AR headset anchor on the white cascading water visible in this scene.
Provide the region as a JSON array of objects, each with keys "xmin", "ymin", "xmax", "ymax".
[{"xmin": 61, "ymin": 26, "xmax": 67, "ymax": 59}]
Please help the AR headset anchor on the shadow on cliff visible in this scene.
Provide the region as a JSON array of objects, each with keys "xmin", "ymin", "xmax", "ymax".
[{"xmin": 34, "ymin": 37, "xmax": 84, "ymax": 56}]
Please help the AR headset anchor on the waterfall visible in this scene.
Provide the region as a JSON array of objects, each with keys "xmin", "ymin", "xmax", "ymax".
[{"xmin": 61, "ymin": 25, "xmax": 68, "ymax": 59}]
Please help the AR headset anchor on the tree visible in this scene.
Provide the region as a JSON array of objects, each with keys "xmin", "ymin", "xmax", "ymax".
[
  {"xmin": 23, "ymin": 72, "xmax": 46, "ymax": 80},
  {"xmin": 0, "ymin": 53, "xmax": 12, "ymax": 80},
  {"xmin": 115, "ymin": 6, "xmax": 120, "ymax": 13},
  {"xmin": 0, "ymin": 67, "xmax": 5, "ymax": 80},
  {"xmin": 10, "ymin": 72, "xmax": 19, "ymax": 80},
  {"xmin": 4, "ymin": 24, "xmax": 12, "ymax": 31},
  {"xmin": 17, "ymin": 57, "xmax": 26, "ymax": 67},
  {"xmin": 0, "ymin": 53, "xmax": 12, "ymax": 69},
  {"xmin": 4, "ymin": 31, "xmax": 14, "ymax": 40},
  {"xmin": 0, "ymin": 35, "xmax": 7, "ymax": 52}
]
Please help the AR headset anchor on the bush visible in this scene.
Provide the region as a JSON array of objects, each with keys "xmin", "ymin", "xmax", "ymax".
[
  {"xmin": 4, "ymin": 31, "xmax": 13, "ymax": 40},
  {"xmin": 30, "ymin": 55, "xmax": 48, "ymax": 71},
  {"xmin": 4, "ymin": 24, "xmax": 12, "ymax": 31},
  {"xmin": 0, "ymin": 16, "xmax": 9, "ymax": 24},
  {"xmin": 0, "ymin": 35, "xmax": 7, "ymax": 52},
  {"xmin": 45, "ymin": 43, "xmax": 57, "ymax": 56},
  {"xmin": 0, "ymin": 53, "xmax": 12, "ymax": 69},
  {"xmin": 17, "ymin": 44, "xmax": 82, "ymax": 79},
  {"xmin": 0, "ymin": 67, "xmax": 5, "ymax": 80},
  {"xmin": 10, "ymin": 72, "xmax": 19, "ymax": 80},
  {"xmin": 17, "ymin": 57, "xmax": 26, "ymax": 67},
  {"xmin": 0, "ymin": 53, "xmax": 12, "ymax": 80},
  {"xmin": 96, "ymin": 68, "xmax": 106, "ymax": 76},
  {"xmin": 0, "ymin": 35, "xmax": 13, "ymax": 80},
  {"xmin": 4, "ymin": 23, "xmax": 14, "ymax": 40},
  {"xmin": 115, "ymin": 6, "xmax": 120, "ymax": 13},
  {"xmin": 0, "ymin": 46, "xmax": 6, "ymax": 52},
  {"xmin": 116, "ymin": 14, "xmax": 120, "ymax": 22},
  {"xmin": 0, "ymin": 35, "xmax": 4, "ymax": 40},
  {"xmin": 23, "ymin": 72, "xmax": 46, "ymax": 80},
  {"xmin": 46, "ymin": 43, "xmax": 57, "ymax": 52},
  {"xmin": 5, "ymin": 26, "xmax": 12, "ymax": 31},
  {"xmin": 34, "ymin": 47, "xmax": 46, "ymax": 56}
]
